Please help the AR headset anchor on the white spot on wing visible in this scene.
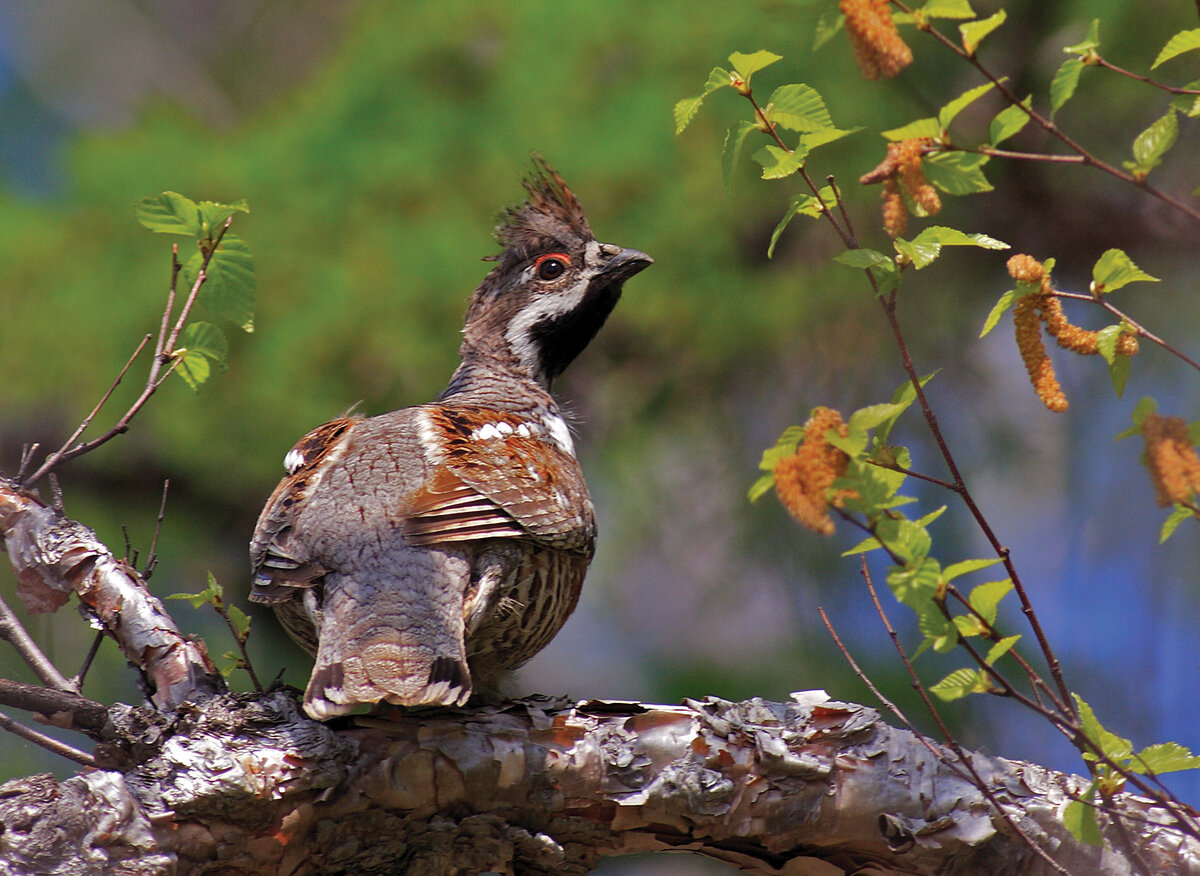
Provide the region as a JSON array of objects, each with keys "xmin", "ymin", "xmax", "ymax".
[
  {"xmin": 284, "ymin": 448, "xmax": 306, "ymax": 474},
  {"xmin": 544, "ymin": 412, "xmax": 575, "ymax": 455}
]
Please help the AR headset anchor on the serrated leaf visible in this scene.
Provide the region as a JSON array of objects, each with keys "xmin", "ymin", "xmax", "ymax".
[
  {"xmin": 1074, "ymin": 694, "xmax": 1133, "ymax": 762},
  {"xmin": 916, "ymin": 0, "xmax": 974, "ymax": 19},
  {"xmin": 1169, "ymin": 80, "xmax": 1200, "ymax": 117},
  {"xmin": 813, "ymin": 7, "xmax": 844, "ymax": 51},
  {"xmin": 768, "ymin": 83, "xmax": 834, "ymax": 132},
  {"xmin": 135, "ymin": 192, "xmax": 202, "ymax": 237},
  {"xmin": 1095, "ymin": 325, "xmax": 1123, "ymax": 365},
  {"xmin": 173, "ymin": 321, "xmax": 229, "ymax": 391},
  {"xmin": 1126, "ymin": 109, "xmax": 1178, "ymax": 177},
  {"xmin": 167, "ymin": 572, "xmax": 223, "ymax": 608},
  {"xmin": 185, "ymin": 234, "xmax": 257, "ymax": 332},
  {"xmin": 1050, "ymin": 58, "xmax": 1085, "ymax": 118},
  {"xmin": 876, "ymin": 372, "xmax": 935, "ymax": 444},
  {"xmin": 801, "ymin": 125, "xmax": 862, "ymax": 150},
  {"xmin": 197, "ymin": 199, "xmax": 249, "ymax": 238},
  {"xmin": 756, "ymin": 425, "xmax": 806, "ymax": 472},
  {"xmin": 673, "ymin": 67, "xmax": 732, "ymax": 134},
  {"xmin": 980, "ymin": 289, "xmax": 1017, "ymax": 338},
  {"xmin": 1160, "ymin": 504, "xmax": 1194, "ymax": 543},
  {"xmin": 942, "ymin": 557, "xmax": 1002, "ymax": 584},
  {"xmin": 721, "ymin": 120, "xmax": 757, "ymax": 194},
  {"xmin": 849, "ymin": 401, "xmax": 913, "ymax": 433},
  {"xmin": 728, "ymin": 50, "xmax": 782, "ymax": 80},
  {"xmin": 897, "ymin": 225, "xmax": 1008, "ymax": 270},
  {"xmin": 985, "ymin": 634, "xmax": 1020, "ymax": 665},
  {"xmin": 834, "ymin": 248, "xmax": 894, "ymax": 270},
  {"xmin": 887, "ymin": 556, "xmax": 941, "ymax": 603},
  {"xmin": 754, "ymin": 144, "xmax": 809, "ymax": 180},
  {"xmin": 923, "ymin": 151, "xmax": 994, "ymax": 195},
  {"xmin": 989, "ymin": 97, "xmax": 1032, "ymax": 145},
  {"xmin": 882, "ymin": 117, "xmax": 942, "ymax": 141},
  {"xmin": 1152, "ymin": 27, "xmax": 1200, "ymax": 69},
  {"xmin": 1092, "ymin": 248, "xmax": 1160, "ymax": 293},
  {"xmin": 966, "ymin": 578, "xmax": 1012, "ymax": 624},
  {"xmin": 1064, "ymin": 793, "xmax": 1103, "ymax": 847},
  {"xmin": 227, "ymin": 604, "xmax": 252, "ymax": 640},
  {"xmin": 893, "ymin": 237, "xmax": 940, "ymax": 269},
  {"xmin": 768, "ymin": 188, "xmax": 833, "ymax": 258},
  {"xmin": 1063, "ymin": 19, "xmax": 1101, "ymax": 55},
  {"xmin": 938, "ymin": 81, "xmax": 999, "ymax": 130},
  {"xmin": 930, "ymin": 667, "xmax": 984, "ymax": 701},
  {"xmin": 1108, "ymin": 353, "xmax": 1131, "ymax": 397},
  {"xmin": 960, "ymin": 10, "xmax": 1006, "ymax": 56},
  {"xmin": 1130, "ymin": 741, "xmax": 1200, "ymax": 774}
]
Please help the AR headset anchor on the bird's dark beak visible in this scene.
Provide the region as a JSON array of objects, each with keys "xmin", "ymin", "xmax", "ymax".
[{"xmin": 600, "ymin": 247, "xmax": 654, "ymax": 281}]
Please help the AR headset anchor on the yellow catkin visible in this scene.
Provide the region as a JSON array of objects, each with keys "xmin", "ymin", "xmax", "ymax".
[
  {"xmin": 774, "ymin": 407, "xmax": 853, "ymax": 535},
  {"xmin": 840, "ymin": 0, "xmax": 913, "ymax": 80},
  {"xmin": 1036, "ymin": 295, "xmax": 1139, "ymax": 357},
  {"xmin": 882, "ymin": 177, "xmax": 907, "ymax": 239},
  {"xmin": 1006, "ymin": 254, "xmax": 1045, "ymax": 284},
  {"xmin": 1014, "ymin": 295, "xmax": 1068, "ymax": 412},
  {"xmin": 1142, "ymin": 413, "xmax": 1200, "ymax": 507}
]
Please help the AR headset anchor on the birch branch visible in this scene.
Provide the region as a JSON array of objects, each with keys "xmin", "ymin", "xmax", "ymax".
[
  {"xmin": 2, "ymin": 690, "xmax": 1194, "ymax": 875},
  {"xmin": 0, "ymin": 476, "xmax": 222, "ymax": 710}
]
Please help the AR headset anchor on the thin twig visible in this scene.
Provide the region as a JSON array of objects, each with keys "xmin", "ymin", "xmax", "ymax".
[
  {"xmin": 1053, "ymin": 291, "xmax": 1200, "ymax": 373},
  {"xmin": 71, "ymin": 632, "xmax": 105, "ymax": 692},
  {"xmin": 142, "ymin": 479, "xmax": 170, "ymax": 580},
  {"xmin": 0, "ymin": 593, "xmax": 74, "ymax": 692},
  {"xmin": 0, "ymin": 707, "xmax": 95, "ymax": 767},
  {"xmin": 862, "ymin": 563, "xmax": 1071, "ymax": 875},
  {"xmin": 1093, "ymin": 56, "xmax": 1200, "ymax": 95}
]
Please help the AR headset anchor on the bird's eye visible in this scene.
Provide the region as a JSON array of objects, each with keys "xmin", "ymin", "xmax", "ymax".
[{"xmin": 535, "ymin": 253, "xmax": 570, "ymax": 281}]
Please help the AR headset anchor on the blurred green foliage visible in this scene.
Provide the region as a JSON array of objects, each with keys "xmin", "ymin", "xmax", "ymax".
[{"xmin": 1, "ymin": 1, "xmax": 1199, "ymax": 821}]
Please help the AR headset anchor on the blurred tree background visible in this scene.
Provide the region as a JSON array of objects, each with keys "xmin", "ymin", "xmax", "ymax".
[{"xmin": 0, "ymin": 0, "xmax": 1198, "ymax": 869}]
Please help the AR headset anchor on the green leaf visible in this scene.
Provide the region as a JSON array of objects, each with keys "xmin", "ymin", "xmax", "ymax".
[
  {"xmin": 834, "ymin": 248, "xmax": 894, "ymax": 270},
  {"xmin": 1160, "ymin": 504, "xmax": 1194, "ymax": 543},
  {"xmin": 197, "ymin": 199, "xmax": 250, "ymax": 238},
  {"xmin": 980, "ymin": 289, "xmax": 1017, "ymax": 338},
  {"xmin": 1063, "ymin": 19, "xmax": 1101, "ymax": 55},
  {"xmin": 881, "ymin": 117, "xmax": 941, "ymax": 141},
  {"xmin": 185, "ymin": 233, "xmax": 257, "ymax": 332},
  {"xmin": 768, "ymin": 83, "xmax": 834, "ymax": 132},
  {"xmin": 756, "ymin": 425, "xmax": 806, "ymax": 472},
  {"xmin": 895, "ymin": 226, "xmax": 1008, "ymax": 269},
  {"xmin": 1169, "ymin": 80, "xmax": 1200, "ymax": 118},
  {"xmin": 227, "ymin": 604, "xmax": 252, "ymax": 641},
  {"xmin": 1108, "ymin": 352, "xmax": 1132, "ymax": 398},
  {"xmin": 916, "ymin": 0, "xmax": 974, "ymax": 19},
  {"xmin": 1125, "ymin": 109, "xmax": 1179, "ymax": 178},
  {"xmin": 967, "ymin": 578, "xmax": 1012, "ymax": 625},
  {"xmin": 930, "ymin": 668, "xmax": 984, "ymax": 701},
  {"xmin": 887, "ymin": 556, "xmax": 941, "ymax": 603},
  {"xmin": 135, "ymin": 192, "xmax": 202, "ymax": 237},
  {"xmin": 721, "ymin": 120, "xmax": 757, "ymax": 194},
  {"xmin": 728, "ymin": 50, "xmax": 782, "ymax": 81},
  {"xmin": 989, "ymin": 97, "xmax": 1032, "ymax": 145},
  {"xmin": 938, "ymin": 81, "xmax": 999, "ymax": 130},
  {"xmin": 173, "ymin": 321, "xmax": 229, "ymax": 391},
  {"xmin": 748, "ymin": 473, "xmax": 776, "ymax": 503},
  {"xmin": 813, "ymin": 7, "xmax": 844, "ymax": 51},
  {"xmin": 673, "ymin": 67, "xmax": 732, "ymax": 134},
  {"xmin": 1064, "ymin": 791, "xmax": 1103, "ymax": 847},
  {"xmin": 1152, "ymin": 28, "xmax": 1200, "ymax": 69},
  {"xmin": 960, "ymin": 10, "xmax": 1006, "ymax": 56},
  {"xmin": 942, "ymin": 557, "xmax": 1002, "ymax": 584},
  {"xmin": 1115, "ymin": 396, "xmax": 1157, "ymax": 440},
  {"xmin": 1074, "ymin": 694, "xmax": 1133, "ymax": 762},
  {"xmin": 1094, "ymin": 325, "xmax": 1123, "ymax": 366},
  {"xmin": 984, "ymin": 634, "xmax": 1021, "ymax": 665},
  {"xmin": 1092, "ymin": 249, "xmax": 1160, "ymax": 293},
  {"xmin": 753, "ymin": 144, "xmax": 810, "ymax": 180},
  {"xmin": 1050, "ymin": 58, "xmax": 1085, "ymax": 119},
  {"xmin": 768, "ymin": 188, "xmax": 834, "ymax": 258},
  {"xmin": 922, "ymin": 151, "xmax": 993, "ymax": 195},
  {"xmin": 167, "ymin": 572, "xmax": 224, "ymax": 608},
  {"xmin": 1130, "ymin": 742, "xmax": 1200, "ymax": 774}
]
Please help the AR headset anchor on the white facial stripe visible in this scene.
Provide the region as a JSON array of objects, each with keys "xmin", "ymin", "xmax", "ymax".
[{"xmin": 504, "ymin": 277, "xmax": 593, "ymax": 377}]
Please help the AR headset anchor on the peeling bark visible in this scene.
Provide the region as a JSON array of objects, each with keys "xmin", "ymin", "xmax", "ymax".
[
  {"xmin": 0, "ymin": 690, "xmax": 1195, "ymax": 875},
  {"xmin": 0, "ymin": 477, "xmax": 222, "ymax": 709}
]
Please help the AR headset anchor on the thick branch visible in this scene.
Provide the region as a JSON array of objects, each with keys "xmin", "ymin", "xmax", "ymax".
[
  {"xmin": 0, "ymin": 477, "xmax": 222, "ymax": 710},
  {"xmin": 2, "ymin": 690, "xmax": 1195, "ymax": 875}
]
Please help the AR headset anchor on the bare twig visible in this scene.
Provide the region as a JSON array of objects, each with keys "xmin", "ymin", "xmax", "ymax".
[
  {"xmin": 0, "ymin": 707, "xmax": 96, "ymax": 767},
  {"xmin": 0, "ymin": 678, "xmax": 107, "ymax": 736},
  {"xmin": 1093, "ymin": 56, "xmax": 1200, "ymax": 95},
  {"xmin": 142, "ymin": 479, "xmax": 170, "ymax": 580},
  {"xmin": 71, "ymin": 631, "xmax": 105, "ymax": 692},
  {"xmin": 1053, "ymin": 290, "xmax": 1200, "ymax": 373},
  {"xmin": 0, "ymin": 593, "xmax": 73, "ymax": 692}
]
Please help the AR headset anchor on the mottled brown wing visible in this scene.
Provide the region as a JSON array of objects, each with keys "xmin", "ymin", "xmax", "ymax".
[
  {"xmin": 249, "ymin": 417, "xmax": 360, "ymax": 603},
  {"xmin": 402, "ymin": 407, "xmax": 595, "ymax": 555}
]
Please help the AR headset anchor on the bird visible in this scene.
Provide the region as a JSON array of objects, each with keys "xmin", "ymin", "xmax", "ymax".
[{"xmin": 249, "ymin": 159, "xmax": 652, "ymax": 720}]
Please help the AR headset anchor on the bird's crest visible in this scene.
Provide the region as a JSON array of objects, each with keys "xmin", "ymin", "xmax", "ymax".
[{"xmin": 493, "ymin": 156, "xmax": 593, "ymax": 258}]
